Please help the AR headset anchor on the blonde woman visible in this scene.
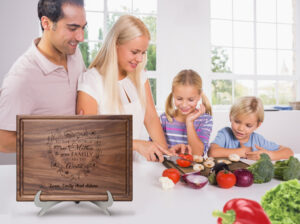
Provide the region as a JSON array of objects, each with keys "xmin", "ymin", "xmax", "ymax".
[
  {"xmin": 161, "ymin": 69, "xmax": 213, "ymax": 156},
  {"xmin": 76, "ymin": 15, "xmax": 170, "ymax": 162},
  {"xmin": 208, "ymin": 96, "xmax": 294, "ymax": 160}
]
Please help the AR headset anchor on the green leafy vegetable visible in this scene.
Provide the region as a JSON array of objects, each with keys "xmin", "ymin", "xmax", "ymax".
[
  {"xmin": 274, "ymin": 156, "xmax": 300, "ymax": 181},
  {"xmin": 261, "ymin": 179, "xmax": 300, "ymax": 224},
  {"xmin": 247, "ymin": 153, "xmax": 274, "ymax": 183}
]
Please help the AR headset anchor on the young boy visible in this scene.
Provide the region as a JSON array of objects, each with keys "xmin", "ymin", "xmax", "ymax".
[{"xmin": 208, "ymin": 96, "xmax": 294, "ymax": 160}]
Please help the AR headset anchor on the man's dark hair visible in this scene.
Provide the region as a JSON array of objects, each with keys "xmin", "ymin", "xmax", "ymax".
[{"xmin": 38, "ymin": 0, "xmax": 84, "ymax": 31}]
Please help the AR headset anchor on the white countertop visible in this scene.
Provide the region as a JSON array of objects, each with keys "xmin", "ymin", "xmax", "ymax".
[{"xmin": 1, "ymin": 156, "xmax": 299, "ymax": 224}]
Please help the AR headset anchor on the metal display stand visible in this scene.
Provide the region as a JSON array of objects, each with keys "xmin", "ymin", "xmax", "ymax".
[{"xmin": 34, "ymin": 191, "xmax": 114, "ymax": 216}]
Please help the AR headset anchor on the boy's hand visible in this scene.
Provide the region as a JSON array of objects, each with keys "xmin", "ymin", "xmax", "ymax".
[
  {"xmin": 246, "ymin": 145, "xmax": 271, "ymax": 160},
  {"xmin": 238, "ymin": 142, "xmax": 252, "ymax": 158}
]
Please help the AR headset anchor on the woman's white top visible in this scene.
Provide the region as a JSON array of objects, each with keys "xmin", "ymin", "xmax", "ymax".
[{"xmin": 77, "ymin": 67, "xmax": 147, "ymax": 141}]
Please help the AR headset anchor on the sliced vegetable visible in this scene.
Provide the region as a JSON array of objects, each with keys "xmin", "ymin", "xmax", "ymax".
[
  {"xmin": 193, "ymin": 163, "xmax": 204, "ymax": 171},
  {"xmin": 216, "ymin": 170, "xmax": 236, "ymax": 189},
  {"xmin": 206, "ymin": 157, "xmax": 215, "ymax": 162},
  {"xmin": 204, "ymin": 160, "xmax": 215, "ymax": 168},
  {"xmin": 193, "ymin": 155, "xmax": 203, "ymax": 163},
  {"xmin": 234, "ymin": 169, "xmax": 254, "ymax": 187},
  {"xmin": 213, "ymin": 198, "xmax": 271, "ymax": 224},
  {"xmin": 176, "ymin": 153, "xmax": 193, "ymax": 167},
  {"xmin": 217, "ymin": 159, "xmax": 232, "ymax": 165},
  {"xmin": 162, "ymin": 168, "xmax": 181, "ymax": 184},
  {"xmin": 181, "ymin": 172, "xmax": 208, "ymax": 189}
]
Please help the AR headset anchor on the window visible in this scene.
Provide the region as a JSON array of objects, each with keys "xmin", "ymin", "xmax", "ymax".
[
  {"xmin": 210, "ymin": 0, "xmax": 297, "ymax": 108},
  {"xmin": 80, "ymin": 0, "xmax": 157, "ymax": 104}
]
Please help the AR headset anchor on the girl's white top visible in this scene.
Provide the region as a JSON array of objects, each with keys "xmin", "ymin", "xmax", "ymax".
[{"xmin": 77, "ymin": 68, "xmax": 147, "ymax": 161}]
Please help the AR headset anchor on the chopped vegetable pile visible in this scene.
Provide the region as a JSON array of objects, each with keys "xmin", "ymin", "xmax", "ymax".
[
  {"xmin": 274, "ymin": 156, "xmax": 300, "ymax": 181},
  {"xmin": 247, "ymin": 153, "xmax": 274, "ymax": 183},
  {"xmin": 261, "ymin": 179, "xmax": 300, "ymax": 224}
]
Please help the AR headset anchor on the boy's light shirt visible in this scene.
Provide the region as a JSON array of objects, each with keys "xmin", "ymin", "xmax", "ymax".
[{"xmin": 212, "ymin": 127, "xmax": 279, "ymax": 151}]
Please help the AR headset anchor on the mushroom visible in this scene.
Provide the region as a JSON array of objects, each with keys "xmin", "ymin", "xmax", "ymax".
[
  {"xmin": 193, "ymin": 155, "xmax": 204, "ymax": 163},
  {"xmin": 217, "ymin": 159, "xmax": 232, "ymax": 165},
  {"xmin": 229, "ymin": 153, "xmax": 240, "ymax": 162},
  {"xmin": 206, "ymin": 157, "xmax": 215, "ymax": 162},
  {"xmin": 204, "ymin": 160, "xmax": 215, "ymax": 168},
  {"xmin": 193, "ymin": 163, "xmax": 205, "ymax": 171}
]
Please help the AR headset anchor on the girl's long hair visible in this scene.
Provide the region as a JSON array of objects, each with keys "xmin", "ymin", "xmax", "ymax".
[
  {"xmin": 89, "ymin": 15, "xmax": 150, "ymax": 113},
  {"xmin": 165, "ymin": 69, "xmax": 212, "ymax": 122}
]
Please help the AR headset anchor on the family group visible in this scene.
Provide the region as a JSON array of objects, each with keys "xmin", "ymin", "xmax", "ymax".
[{"xmin": 0, "ymin": 0, "xmax": 293, "ymax": 161}]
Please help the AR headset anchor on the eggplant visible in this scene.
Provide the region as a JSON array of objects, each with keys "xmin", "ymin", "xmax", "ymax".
[{"xmin": 211, "ymin": 162, "xmax": 229, "ymax": 174}]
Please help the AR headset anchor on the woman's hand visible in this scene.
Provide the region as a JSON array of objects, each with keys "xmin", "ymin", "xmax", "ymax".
[{"xmin": 135, "ymin": 140, "xmax": 172, "ymax": 162}]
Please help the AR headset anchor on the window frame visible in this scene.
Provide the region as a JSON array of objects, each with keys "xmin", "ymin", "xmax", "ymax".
[
  {"xmin": 210, "ymin": 0, "xmax": 298, "ymax": 109},
  {"xmin": 83, "ymin": 0, "xmax": 158, "ymax": 103}
]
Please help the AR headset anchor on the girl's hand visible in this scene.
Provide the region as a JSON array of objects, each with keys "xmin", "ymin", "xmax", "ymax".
[
  {"xmin": 246, "ymin": 145, "xmax": 271, "ymax": 160},
  {"xmin": 186, "ymin": 105, "xmax": 205, "ymax": 124},
  {"xmin": 136, "ymin": 141, "xmax": 172, "ymax": 162},
  {"xmin": 169, "ymin": 144, "xmax": 192, "ymax": 155},
  {"xmin": 238, "ymin": 142, "xmax": 252, "ymax": 158}
]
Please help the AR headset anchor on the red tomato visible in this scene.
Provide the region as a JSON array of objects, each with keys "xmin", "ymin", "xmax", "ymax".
[
  {"xmin": 162, "ymin": 168, "xmax": 181, "ymax": 184},
  {"xmin": 216, "ymin": 170, "xmax": 236, "ymax": 189},
  {"xmin": 176, "ymin": 154, "xmax": 193, "ymax": 167}
]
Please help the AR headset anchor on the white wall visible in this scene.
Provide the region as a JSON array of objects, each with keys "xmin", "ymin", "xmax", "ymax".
[
  {"xmin": 156, "ymin": 0, "xmax": 210, "ymax": 110},
  {"xmin": 0, "ymin": 0, "xmax": 39, "ymax": 86},
  {"xmin": 0, "ymin": 0, "xmax": 39, "ymax": 164}
]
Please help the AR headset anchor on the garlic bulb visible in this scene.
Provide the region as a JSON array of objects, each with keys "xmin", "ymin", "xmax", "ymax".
[{"xmin": 159, "ymin": 177, "xmax": 175, "ymax": 190}]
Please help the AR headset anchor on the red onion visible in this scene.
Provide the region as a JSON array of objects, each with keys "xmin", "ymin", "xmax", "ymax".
[
  {"xmin": 181, "ymin": 172, "xmax": 208, "ymax": 189},
  {"xmin": 234, "ymin": 169, "xmax": 254, "ymax": 187}
]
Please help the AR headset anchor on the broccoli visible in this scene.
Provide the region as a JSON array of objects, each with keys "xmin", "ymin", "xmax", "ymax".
[
  {"xmin": 247, "ymin": 153, "xmax": 274, "ymax": 183},
  {"xmin": 274, "ymin": 156, "xmax": 300, "ymax": 181}
]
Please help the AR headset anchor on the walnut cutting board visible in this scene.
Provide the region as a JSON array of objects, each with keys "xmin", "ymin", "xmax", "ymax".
[
  {"xmin": 163, "ymin": 158, "xmax": 249, "ymax": 177},
  {"xmin": 16, "ymin": 115, "xmax": 132, "ymax": 201}
]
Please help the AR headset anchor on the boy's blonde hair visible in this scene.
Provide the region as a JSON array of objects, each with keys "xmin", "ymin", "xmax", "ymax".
[
  {"xmin": 230, "ymin": 96, "xmax": 264, "ymax": 123},
  {"xmin": 165, "ymin": 69, "xmax": 212, "ymax": 122},
  {"xmin": 89, "ymin": 15, "xmax": 150, "ymax": 113}
]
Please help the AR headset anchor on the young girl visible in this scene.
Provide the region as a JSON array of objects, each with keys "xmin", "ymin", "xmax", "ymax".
[
  {"xmin": 76, "ymin": 15, "xmax": 170, "ymax": 162},
  {"xmin": 161, "ymin": 69, "xmax": 213, "ymax": 156},
  {"xmin": 208, "ymin": 96, "xmax": 294, "ymax": 160}
]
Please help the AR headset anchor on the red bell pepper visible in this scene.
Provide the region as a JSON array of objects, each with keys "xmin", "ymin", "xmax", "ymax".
[{"xmin": 212, "ymin": 198, "xmax": 271, "ymax": 224}]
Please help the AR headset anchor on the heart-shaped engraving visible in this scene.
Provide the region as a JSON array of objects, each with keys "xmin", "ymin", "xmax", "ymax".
[{"xmin": 46, "ymin": 128, "xmax": 101, "ymax": 181}]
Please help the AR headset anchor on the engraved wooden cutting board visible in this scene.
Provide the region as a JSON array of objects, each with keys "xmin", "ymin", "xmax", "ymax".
[
  {"xmin": 163, "ymin": 158, "xmax": 249, "ymax": 177},
  {"xmin": 16, "ymin": 115, "xmax": 132, "ymax": 201}
]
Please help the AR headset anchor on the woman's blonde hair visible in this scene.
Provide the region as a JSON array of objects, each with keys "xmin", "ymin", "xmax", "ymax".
[
  {"xmin": 230, "ymin": 96, "xmax": 264, "ymax": 123},
  {"xmin": 165, "ymin": 69, "xmax": 212, "ymax": 122},
  {"xmin": 89, "ymin": 15, "xmax": 150, "ymax": 113}
]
